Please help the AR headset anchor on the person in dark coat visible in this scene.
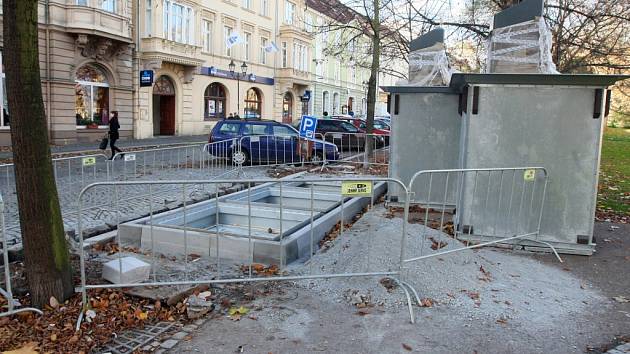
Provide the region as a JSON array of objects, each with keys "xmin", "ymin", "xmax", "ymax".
[{"xmin": 108, "ymin": 111, "xmax": 123, "ymax": 159}]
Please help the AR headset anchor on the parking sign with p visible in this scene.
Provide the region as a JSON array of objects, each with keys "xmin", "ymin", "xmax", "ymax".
[{"xmin": 298, "ymin": 115, "xmax": 318, "ymax": 140}]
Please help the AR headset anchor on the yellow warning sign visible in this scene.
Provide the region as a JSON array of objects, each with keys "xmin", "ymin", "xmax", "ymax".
[
  {"xmin": 82, "ymin": 157, "xmax": 96, "ymax": 167},
  {"xmin": 523, "ymin": 169, "xmax": 536, "ymax": 182},
  {"xmin": 341, "ymin": 181, "xmax": 373, "ymax": 197}
]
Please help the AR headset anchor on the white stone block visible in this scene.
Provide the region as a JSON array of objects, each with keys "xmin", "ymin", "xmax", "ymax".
[{"xmin": 102, "ymin": 257, "xmax": 151, "ymax": 284}]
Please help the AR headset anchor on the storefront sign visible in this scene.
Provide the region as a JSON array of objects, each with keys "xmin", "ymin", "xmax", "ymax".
[
  {"xmin": 341, "ymin": 181, "xmax": 373, "ymax": 197},
  {"xmin": 140, "ymin": 70, "xmax": 154, "ymax": 87}
]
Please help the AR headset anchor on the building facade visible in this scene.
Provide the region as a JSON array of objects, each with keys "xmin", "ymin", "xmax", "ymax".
[
  {"xmin": 0, "ymin": 0, "xmax": 401, "ymax": 146},
  {"xmin": 0, "ymin": 0, "xmax": 134, "ymax": 146}
]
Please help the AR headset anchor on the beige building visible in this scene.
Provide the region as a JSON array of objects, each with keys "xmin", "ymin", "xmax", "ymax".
[
  {"xmin": 135, "ymin": 0, "xmax": 277, "ymax": 138},
  {"xmin": 0, "ymin": 0, "xmax": 400, "ymax": 146},
  {"xmin": 0, "ymin": 0, "xmax": 134, "ymax": 146}
]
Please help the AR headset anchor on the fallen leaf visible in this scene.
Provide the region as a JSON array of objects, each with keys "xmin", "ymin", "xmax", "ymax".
[
  {"xmin": 355, "ymin": 309, "xmax": 370, "ymax": 316},
  {"xmin": 402, "ymin": 343, "xmax": 413, "ymax": 351},
  {"xmin": 49, "ymin": 296, "xmax": 59, "ymax": 309},
  {"xmin": 612, "ymin": 296, "xmax": 630, "ymax": 303},
  {"xmin": 419, "ymin": 298, "xmax": 433, "ymax": 308},
  {"xmin": 3, "ymin": 342, "xmax": 39, "ymax": 354}
]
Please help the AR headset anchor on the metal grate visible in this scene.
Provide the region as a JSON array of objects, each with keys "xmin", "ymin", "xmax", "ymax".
[{"xmin": 97, "ymin": 321, "xmax": 174, "ymax": 354}]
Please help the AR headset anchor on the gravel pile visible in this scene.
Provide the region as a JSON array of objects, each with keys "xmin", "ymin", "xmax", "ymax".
[{"xmin": 291, "ymin": 205, "xmax": 606, "ymax": 327}]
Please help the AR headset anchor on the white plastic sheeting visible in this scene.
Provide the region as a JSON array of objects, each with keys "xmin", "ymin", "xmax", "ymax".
[
  {"xmin": 486, "ymin": 17, "xmax": 558, "ymax": 74},
  {"xmin": 406, "ymin": 43, "xmax": 453, "ymax": 86}
]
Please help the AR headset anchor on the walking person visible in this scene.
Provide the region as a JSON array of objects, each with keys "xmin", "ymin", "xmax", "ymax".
[{"xmin": 108, "ymin": 111, "xmax": 123, "ymax": 160}]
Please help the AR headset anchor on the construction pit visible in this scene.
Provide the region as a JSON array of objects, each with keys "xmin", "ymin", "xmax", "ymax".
[{"xmin": 117, "ymin": 178, "xmax": 387, "ymax": 266}]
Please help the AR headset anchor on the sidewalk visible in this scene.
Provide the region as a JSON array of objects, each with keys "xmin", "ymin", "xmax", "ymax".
[{"xmin": 0, "ymin": 135, "xmax": 208, "ymax": 160}]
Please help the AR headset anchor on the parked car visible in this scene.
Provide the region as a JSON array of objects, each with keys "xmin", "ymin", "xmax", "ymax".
[
  {"xmin": 207, "ymin": 119, "xmax": 339, "ymax": 164},
  {"xmin": 314, "ymin": 119, "xmax": 385, "ymax": 150},
  {"xmin": 327, "ymin": 118, "xmax": 390, "ymax": 146},
  {"xmin": 337, "ymin": 117, "xmax": 391, "ymax": 136}
]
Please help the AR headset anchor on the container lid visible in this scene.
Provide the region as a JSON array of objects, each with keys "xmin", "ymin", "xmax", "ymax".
[{"xmin": 382, "ymin": 73, "xmax": 630, "ymax": 94}]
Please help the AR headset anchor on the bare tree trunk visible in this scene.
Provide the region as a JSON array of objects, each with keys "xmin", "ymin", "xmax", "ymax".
[
  {"xmin": 3, "ymin": 0, "xmax": 73, "ymax": 307},
  {"xmin": 364, "ymin": 0, "xmax": 381, "ymax": 167}
]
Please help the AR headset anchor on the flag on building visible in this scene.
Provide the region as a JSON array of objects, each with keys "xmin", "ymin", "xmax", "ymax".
[
  {"xmin": 264, "ymin": 41, "xmax": 279, "ymax": 53},
  {"xmin": 226, "ymin": 32, "xmax": 244, "ymax": 49}
]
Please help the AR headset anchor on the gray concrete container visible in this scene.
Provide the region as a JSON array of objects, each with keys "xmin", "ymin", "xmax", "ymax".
[
  {"xmin": 384, "ymin": 73, "xmax": 628, "ymax": 254},
  {"xmin": 383, "ymin": 87, "xmax": 461, "ymax": 205}
]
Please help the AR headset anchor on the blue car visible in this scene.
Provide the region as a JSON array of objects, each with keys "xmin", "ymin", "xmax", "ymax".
[{"xmin": 206, "ymin": 120, "xmax": 340, "ymax": 165}]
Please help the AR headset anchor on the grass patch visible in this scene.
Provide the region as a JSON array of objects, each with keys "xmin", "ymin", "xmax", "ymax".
[{"xmin": 598, "ymin": 127, "xmax": 630, "ymax": 218}]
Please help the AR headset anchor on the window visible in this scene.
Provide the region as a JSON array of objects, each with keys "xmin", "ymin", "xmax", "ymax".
[
  {"xmin": 75, "ymin": 65, "xmax": 110, "ymax": 126},
  {"xmin": 202, "ymin": 20, "xmax": 212, "ymax": 53},
  {"xmin": 163, "ymin": 1, "xmax": 194, "ymax": 44},
  {"xmin": 284, "ymin": 1, "xmax": 295, "ymax": 25},
  {"xmin": 273, "ymin": 125, "xmax": 297, "ymax": 136},
  {"xmin": 204, "ymin": 83, "xmax": 227, "ymax": 120},
  {"xmin": 304, "ymin": 13, "xmax": 313, "ymax": 32},
  {"xmin": 260, "ymin": 0, "xmax": 268, "ymax": 16},
  {"xmin": 244, "ymin": 88, "xmax": 262, "ymax": 119},
  {"xmin": 340, "ymin": 121, "xmax": 359, "ymax": 133},
  {"xmin": 374, "ymin": 121, "xmax": 390, "ymax": 130},
  {"xmin": 332, "ymin": 92, "xmax": 340, "ymax": 114},
  {"xmin": 333, "ymin": 60, "xmax": 340, "ymax": 80},
  {"xmin": 224, "ymin": 26, "xmax": 233, "ymax": 56},
  {"xmin": 260, "ymin": 37, "xmax": 268, "ymax": 64},
  {"xmin": 243, "ymin": 0, "xmax": 252, "ymax": 9},
  {"xmin": 244, "ymin": 32, "xmax": 251, "ymax": 61},
  {"xmin": 292, "ymin": 42, "xmax": 307, "ymax": 71},
  {"xmin": 102, "ymin": 0, "xmax": 115, "ymax": 12},
  {"xmin": 322, "ymin": 91, "xmax": 329, "ymax": 114},
  {"xmin": 243, "ymin": 124, "xmax": 267, "ymax": 135},
  {"xmin": 145, "ymin": 0, "xmax": 152, "ymax": 36},
  {"xmin": 0, "ymin": 52, "xmax": 8, "ymax": 127},
  {"xmin": 219, "ymin": 123, "xmax": 240, "ymax": 134},
  {"xmin": 281, "ymin": 42, "xmax": 287, "ymax": 68},
  {"xmin": 76, "ymin": 0, "xmax": 88, "ymax": 5}
]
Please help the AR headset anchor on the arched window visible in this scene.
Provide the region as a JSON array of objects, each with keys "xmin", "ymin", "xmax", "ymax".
[
  {"xmin": 322, "ymin": 91, "xmax": 329, "ymax": 115},
  {"xmin": 332, "ymin": 92, "xmax": 340, "ymax": 114},
  {"xmin": 282, "ymin": 92, "xmax": 293, "ymax": 123},
  {"xmin": 204, "ymin": 82, "xmax": 227, "ymax": 120},
  {"xmin": 75, "ymin": 64, "xmax": 110, "ymax": 126},
  {"xmin": 244, "ymin": 88, "xmax": 262, "ymax": 119}
]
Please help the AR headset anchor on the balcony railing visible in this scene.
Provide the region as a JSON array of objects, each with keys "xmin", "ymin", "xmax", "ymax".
[
  {"xmin": 141, "ymin": 37, "xmax": 204, "ymax": 67},
  {"xmin": 46, "ymin": 0, "xmax": 132, "ymax": 41}
]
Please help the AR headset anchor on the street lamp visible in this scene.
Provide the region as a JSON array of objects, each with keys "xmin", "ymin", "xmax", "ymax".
[{"xmin": 229, "ymin": 59, "xmax": 248, "ymax": 117}]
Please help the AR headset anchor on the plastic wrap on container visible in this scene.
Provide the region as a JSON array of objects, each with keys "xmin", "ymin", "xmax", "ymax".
[
  {"xmin": 486, "ymin": 17, "xmax": 558, "ymax": 74},
  {"xmin": 406, "ymin": 43, "xmax": 453, "ymax": 86}
]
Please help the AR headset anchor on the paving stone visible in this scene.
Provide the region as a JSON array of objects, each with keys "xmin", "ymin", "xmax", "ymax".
[
  {"xmin": 171, "ymin": 331, "xmax": 188, "ymax": 340},
  {"xmin": 102, "ymin": 256, "xmax": 151, "ymax": 284},
  {"xmin": 160, "ymin": 339, "xmax": 179, "ymax": 349},
  {"xmin": 182, "ymin": 324, "xmax": 198, "ymax": 332}
]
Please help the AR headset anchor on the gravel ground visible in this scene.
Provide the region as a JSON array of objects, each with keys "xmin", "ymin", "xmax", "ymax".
[{"xmin": 171, "ymin": 205, "xmax": 625, "ymax": 354}]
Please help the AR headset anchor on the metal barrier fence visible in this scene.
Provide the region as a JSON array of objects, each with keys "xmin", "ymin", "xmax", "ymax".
[
  {"xmin": 322, "ymin": 132, "xmax": 389, "ymax": 167},
  {"xmin": 402, "ymin": 167, "xmax": 562, "ymax": 266},
  {"xmin": 0, "ymin": 192, "xmax": 42, "ymax": 317},
  {"xmin": 0, "ymin": 153, "xmax": 110, "ymax": 198},
  {"xmin": 72, "ymin": 167, "xmax": 563, "ymax": 325},
  {"xmin": 112, "ymin": 143, "xmax": 237, "ymax": 182}
]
